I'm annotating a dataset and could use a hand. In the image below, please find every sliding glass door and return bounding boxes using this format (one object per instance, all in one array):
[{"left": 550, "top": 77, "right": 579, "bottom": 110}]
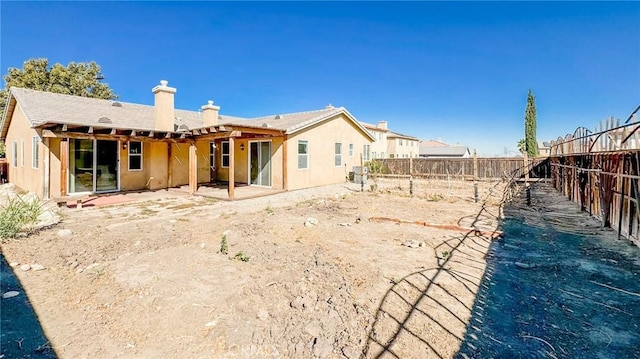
[
  {"left": 69, "top": 139, "right": 119, "bottom": 193},
  {"left": 249, "top": 141, "right": 271, "bottom": 187}
]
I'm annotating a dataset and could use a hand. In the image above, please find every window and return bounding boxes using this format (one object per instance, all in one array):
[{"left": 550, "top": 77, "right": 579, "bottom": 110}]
[
  {"left": 334, "top": 143, "right": 342, "bottom": 166},
  {"left": 349, "top": 143, "right": 354, "bottom": 157},
  {"left": 372, "top": 151, "right": 377, "bottom": 159},
  {"left": 32, "top": 136, "right": 40, "bottom": 169},
  {"left": 20, "top": 140, "right": 24, "bottom": 167},
  {"left": 399, "top": 139, "right": 403, "bottom": 146},
  {"left": 363, "top": 144, "right": 371, "bottom": 161},
  {"left": 381, "top": 152, "right": 385, "bottom": 158},
  {"left": 12, "top": 141, "right": 17, "bottom": 167},
  {"left": 128, "top": 141, "right": 143, "bottom": 171},
  {"left": 209, "top": 143, "right": 216, "bottom": 168},
  {"left": 221, "top": 141, "right": 230, "bottom": 168},
  {"left": 298, "top": 140, "right": 308, "bottom": 169}
]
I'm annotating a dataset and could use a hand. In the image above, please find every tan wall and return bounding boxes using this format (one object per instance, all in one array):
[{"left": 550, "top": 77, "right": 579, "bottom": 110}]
[
  {"left": 388, "top": 138, "right": 420, "bottom": 158},
  {"left": 5, "top": 104, "right": 44, "bottom": 197},
  {"left": 48, "top": 138, "right": 62, "bottom": 197},
  {"left": 196, "top": 140, "right": 210, "bottom": 183},
  {"left": 169, "top": 143, "right": 189, "bottom": 186},
  {"left": 147, "top": 142, "right": 169, "bottom": 190},
  {"left": 368, "top": 129, "right": 388, "bottom": 158},
  {"left": 286, "top": 114, "right": 372, "bottom": 190}
]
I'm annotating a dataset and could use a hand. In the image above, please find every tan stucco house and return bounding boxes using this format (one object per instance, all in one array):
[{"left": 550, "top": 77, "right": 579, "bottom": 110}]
[
  {"left": 360, "top": 121, "right": 420, "bottom": 159},
  {"left": 1, "top": 81, "right": 374, "bottom": 200}
]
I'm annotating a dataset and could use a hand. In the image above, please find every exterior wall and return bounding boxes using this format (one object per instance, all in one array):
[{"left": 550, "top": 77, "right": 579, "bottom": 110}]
[
  {"left": 367, "top": 128, "right": 388, "bottom": 159},
  {"left": 5, "top": 104, "right": 44, "bottom": 197},
  {"left": 169, "top": 143, "right": 190, "bottom": 186},
  {"left": 286, "top": 114, "right": 372, "bottom": 190},
  {"left": 196, "top": 140, "right": 210, "bottom": 183},
  {"left": 388, "top": 138, "right": 420, "bottom": 158},
  {"left": 147, "top": 142, "right": 169, "bottom": 190},
  {"left": 216, "top": 138, "right": 248, "bottom": 184}
]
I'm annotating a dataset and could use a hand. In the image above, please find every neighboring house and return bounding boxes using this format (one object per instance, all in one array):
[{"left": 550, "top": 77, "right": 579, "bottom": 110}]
[
  {"left": 1, "top": 81, "right": 374, "bottom": 199},
  {"left": 538, "top": 141, "right": 551, "bottom": 157},
  {"left": 360, "top": 121, "right": 389, "bottom": 159},
  {"left": 419, "top": 140, "right": 471, "bottom": 158},
  {"left": 386, "top": 132, "right": 420, "bottom": 158}
]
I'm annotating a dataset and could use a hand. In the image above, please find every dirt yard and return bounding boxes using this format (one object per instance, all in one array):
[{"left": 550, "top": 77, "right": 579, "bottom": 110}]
[{"left": 1, "top": 179, "right": 507, "bottom": 358}]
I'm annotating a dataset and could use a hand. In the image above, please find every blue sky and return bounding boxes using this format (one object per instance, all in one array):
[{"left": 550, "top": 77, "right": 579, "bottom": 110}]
[{"left": 1, "top": 1, "right": 638, "bottom": 156}]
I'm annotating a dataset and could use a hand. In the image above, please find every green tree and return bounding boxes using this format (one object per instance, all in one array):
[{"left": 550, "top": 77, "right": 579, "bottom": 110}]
[
  {"left": 517, "top": 139, "right": 526, "bottom": 154},
  {"left": 524, "top": 89, "right": 538, "bottom": 158},
  {"left": 0, "top": 58, "right": 117, "bottom": 117}
]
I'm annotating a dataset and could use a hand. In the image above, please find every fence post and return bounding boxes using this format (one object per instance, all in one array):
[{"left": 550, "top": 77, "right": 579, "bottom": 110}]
[
  {"left": 409, "top": 155, "right": 414, "bottom": 197},
  {"left": 524, "top": 151, "right": 531, "bottom": 205},
  {"left": 473, "top": 150, "right": 479, "bottom": 202}
]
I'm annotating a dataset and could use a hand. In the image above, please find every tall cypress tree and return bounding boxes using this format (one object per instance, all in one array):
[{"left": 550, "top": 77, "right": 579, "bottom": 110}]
[{"left": 524, "top": 90, "right": 538, "bottom": 157}]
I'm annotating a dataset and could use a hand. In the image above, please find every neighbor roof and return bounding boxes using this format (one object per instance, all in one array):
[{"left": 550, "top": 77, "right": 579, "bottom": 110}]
[
  {"left": 1, "top": 87, "right": 374, "bottom": 141},
  {"left": 419, "top": 146, "right": 470, "bottom": 157},
  {"left": 387, "top": 131, "right": 419, "bottom": 141}
]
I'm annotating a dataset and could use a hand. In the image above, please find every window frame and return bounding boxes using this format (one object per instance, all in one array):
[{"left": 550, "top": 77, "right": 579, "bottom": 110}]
[
  {"left": 297, "top": 140, "right": 309, "bottom": 169},
  {"left": 32, "top": 136, "right": 40, "bottom": 169},
  {"left": 128, "top": 141, "right": 143, "bottom": 171},
  {"left": 349, "top": 143, "right": 354, "bottom": 157},
  {"left": 334, "top": 142, "right": 342, "bottom": 167},
  {"left": 20, "top": 139, "right": 24, "bottom": 167},
  {"left": 221, "top": 141, "right": 230, "bottom": 168},
  {"left": 363, "top": 144, "right": 371, "bottom": 161},
  {"left": 12, "top": 141, "right": 17, "bottom": 168}
]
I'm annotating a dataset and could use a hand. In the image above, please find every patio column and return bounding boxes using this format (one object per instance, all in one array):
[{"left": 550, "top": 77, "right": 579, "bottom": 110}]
[
  {"left": 43, "top": 137, "right": 50, "bottom": 199},
  {"left": 60, "top": 138, "right": 68, "bottom": 196},
  {"left": 189, "top": 141, "right": 198, "bottom": 194},
  {"left": 282, "top": 137, "right": 288, "bottom": 190},
  {"left": 228, "top": 137, "right": 235, "bottom": 200}
]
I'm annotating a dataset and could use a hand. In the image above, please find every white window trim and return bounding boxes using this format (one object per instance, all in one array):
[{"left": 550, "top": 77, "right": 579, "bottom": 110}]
[
  {"left": 221, "top": 141, "right": 230, "bottom": 168},
  {"left": 32, "top": 136, "right": 39, "bottom": 169},
  {"left": 334, "top": 142, "right": 342, "bottom": 167},
  {"left": 297, "top": 139, "right": 309, "bottom": 170},
  {"left": 128, "top": 141, "right": 143, "bottom": 171},
  {"left": 209, "top": 142, "right": 216, "bottom": 169},
  {"left": 12, "top": 141, "right": 17, "bottom": 167}
]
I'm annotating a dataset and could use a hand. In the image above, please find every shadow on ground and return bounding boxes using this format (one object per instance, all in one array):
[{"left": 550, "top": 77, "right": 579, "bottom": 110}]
[
  {"left": 362, "top": 184, "right": 506, "bottom": 358},
  {"left": 455, "top": 183, "right": 640, "bottom": 358},
  {"left": 363, "top": 182, "right": 640, "bottom": 358},
  {"left": 0, "top": 251, "right": 57, "bottom": 358}
]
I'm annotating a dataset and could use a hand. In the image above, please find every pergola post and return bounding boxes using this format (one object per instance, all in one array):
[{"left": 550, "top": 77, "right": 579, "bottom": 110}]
[
  {"left": 228, "top": 137, "right": 235, "bottom": 200},
  {"left": 189, "top": 141, "right": 198, "bottom": 194},
  {"left": 60, "top": 139, "right": 68, "bottom": 196}
]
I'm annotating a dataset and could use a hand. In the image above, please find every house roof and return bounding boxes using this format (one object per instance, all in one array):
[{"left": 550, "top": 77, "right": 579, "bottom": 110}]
[
  {"left": 419, "top": 146, "right": 470, "bottom": 157},
  {"left": 359, "top": 121, "right": 389, "bottom": 132},
  {"left": 387, "top": 131, "right": 419, "bottom": 141},
  {"left": 1, "top": 87, "right": 374, "bottom": 141},
  {"left": 420, "top": 139, "right": 449, "bottom": 147}
]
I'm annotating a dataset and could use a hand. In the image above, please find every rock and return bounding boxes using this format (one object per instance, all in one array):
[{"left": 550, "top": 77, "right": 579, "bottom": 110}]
[
  {"left": 515, "top": 262, "right": 536, "bottom": 269},
  {"left": 169, "top": 219, "right": 177, "bottom": 224},
  {"left": 402, "top": 240, "right": 421, "bottom": 248},
  {"left": 290, "top": 296, "right": 304, "bottom": 309},
  {"left": 304, "top": 217, "right": 319, "bottom": 227},
  {"left": 31, "top": 264, "right": 46, "bottom": 271},
  {"left": 2, "top": 291, "right": 20, "bottom": 299},
  {"left": 9, "top": 262, "right": 19, "bottom": 267},
  {"left": 305, "top": 320, "right": 322, "bottom": 337},
  {"left": 313, "top": 337, "right": 332, "bottom": 358},
  {"left": 58, "top": 229, "right": 73, "bottom": 238},
  {"left": 257, "top": 309, "right": 269, "bottom": 321},
  {"left": 20, "top": 264, "right": 31, "bottom": 271}
]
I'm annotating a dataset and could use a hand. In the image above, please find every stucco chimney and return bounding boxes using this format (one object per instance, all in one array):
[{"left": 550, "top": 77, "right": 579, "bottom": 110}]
[
  {"left": 201, "top": 100, "right": 220, "bottom": 127},
  {"left": 152, "top": 80, "right": 177, "bottom": 132},
  {"left": 377, "top": 120, "right": 388, "bottom": 130}
]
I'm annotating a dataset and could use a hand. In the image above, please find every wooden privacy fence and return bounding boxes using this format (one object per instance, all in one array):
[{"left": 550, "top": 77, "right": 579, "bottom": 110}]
[
  {"left": 370, "top": 157, "right": 551, "bottom": 180},
  {"left": 549, "top": 105, "right": 640, "bottom": 247}
]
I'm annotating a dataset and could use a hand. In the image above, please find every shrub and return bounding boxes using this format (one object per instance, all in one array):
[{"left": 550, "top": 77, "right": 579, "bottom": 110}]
[
  {"left": 0, "top": 196, "right": 43, "bottom": 239},
  {"left": 220, "top": 234, "right": 229, "bottom": 255}
]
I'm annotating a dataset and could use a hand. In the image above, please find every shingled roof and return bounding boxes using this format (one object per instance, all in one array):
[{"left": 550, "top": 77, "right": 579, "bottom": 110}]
[{"left": 1, "top": 87, "right": 374, "bottom": 141}]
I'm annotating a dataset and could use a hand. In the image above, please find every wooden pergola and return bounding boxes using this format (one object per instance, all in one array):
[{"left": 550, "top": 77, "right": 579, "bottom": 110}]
[{"left": 39, "top": 123, "right": 284, "bottom": 200}]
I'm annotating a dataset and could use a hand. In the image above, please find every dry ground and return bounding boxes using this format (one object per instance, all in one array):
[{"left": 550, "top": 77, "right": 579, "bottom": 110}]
[{"left": 1, "top": 179, "right": 507, "bottom": 358}]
